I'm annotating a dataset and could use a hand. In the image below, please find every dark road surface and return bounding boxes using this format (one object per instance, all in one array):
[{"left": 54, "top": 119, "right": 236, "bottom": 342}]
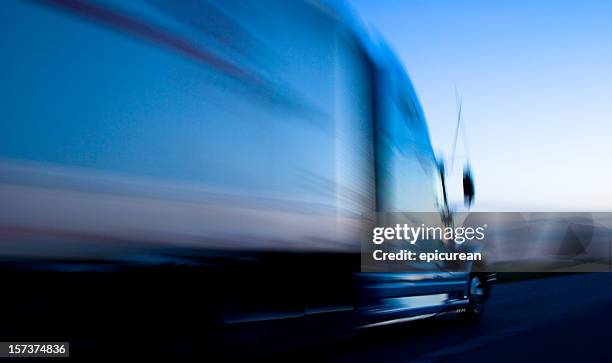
[{"left": 274, "top": 273, "right": 612, "bottom": 363}]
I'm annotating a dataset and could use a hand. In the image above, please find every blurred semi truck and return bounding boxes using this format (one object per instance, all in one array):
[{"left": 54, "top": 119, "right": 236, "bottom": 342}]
[{"left": 0, "top": 0, "right": 490, "bottom": 358}]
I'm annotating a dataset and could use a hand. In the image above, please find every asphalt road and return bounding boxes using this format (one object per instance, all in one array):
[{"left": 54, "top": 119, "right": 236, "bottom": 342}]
[{"left": 275, "top": 273, "right": 612, "bottom": 362}]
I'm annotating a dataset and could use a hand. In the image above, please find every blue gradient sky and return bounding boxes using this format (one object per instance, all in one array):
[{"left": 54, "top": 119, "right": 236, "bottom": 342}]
[{"left": 350, "top": 0, "right": 612, "bottom": 211}]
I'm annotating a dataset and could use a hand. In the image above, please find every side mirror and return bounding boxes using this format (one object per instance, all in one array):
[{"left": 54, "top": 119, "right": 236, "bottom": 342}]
[{"left": 463, "top": 167, "right": 475, "bottom": 207}]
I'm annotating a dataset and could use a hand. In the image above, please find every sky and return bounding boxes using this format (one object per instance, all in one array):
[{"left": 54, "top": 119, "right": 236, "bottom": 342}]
[{"left": 350, "top": 0, "right": 612, "bottom": 211}]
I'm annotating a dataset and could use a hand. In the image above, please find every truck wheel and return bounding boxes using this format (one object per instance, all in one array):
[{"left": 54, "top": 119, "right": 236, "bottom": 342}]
[{"left": 460, "top": 274, "right": 486, "bottom": 322}]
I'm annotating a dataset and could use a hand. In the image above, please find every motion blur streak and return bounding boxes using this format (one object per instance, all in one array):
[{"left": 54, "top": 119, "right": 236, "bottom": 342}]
[
  {"left": 1, "top": 0, "right": 381, "bottom": 258},
  {"left": 39, "top": 0, "right": 259, "bottom": 83}
]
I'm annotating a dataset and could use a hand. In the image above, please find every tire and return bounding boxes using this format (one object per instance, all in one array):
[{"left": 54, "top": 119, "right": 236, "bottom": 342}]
[{"left": 459, "top": 274, "right": 486, "bottom": 322}]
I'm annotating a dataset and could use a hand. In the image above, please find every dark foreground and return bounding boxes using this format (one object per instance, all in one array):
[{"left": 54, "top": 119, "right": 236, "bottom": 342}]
[
  {"left": 270, "top": 273, "right": 612, "bottom": 363},
  {"left": 2, "top": 270, "right": 611, "bottom": 361}
]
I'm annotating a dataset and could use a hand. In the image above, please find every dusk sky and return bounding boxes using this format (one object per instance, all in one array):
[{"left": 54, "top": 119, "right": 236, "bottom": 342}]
[{"left": 350, "top": 0, "right": 612, "bottom": 211}]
